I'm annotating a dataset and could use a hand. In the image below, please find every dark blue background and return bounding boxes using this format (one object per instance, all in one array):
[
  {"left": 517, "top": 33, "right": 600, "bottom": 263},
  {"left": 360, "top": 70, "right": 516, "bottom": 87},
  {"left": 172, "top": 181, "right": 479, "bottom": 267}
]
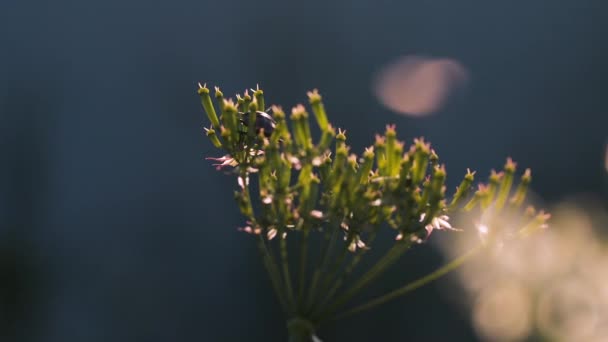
[{"left": 1, "top": 0, "right": 607, "bottom": 341}]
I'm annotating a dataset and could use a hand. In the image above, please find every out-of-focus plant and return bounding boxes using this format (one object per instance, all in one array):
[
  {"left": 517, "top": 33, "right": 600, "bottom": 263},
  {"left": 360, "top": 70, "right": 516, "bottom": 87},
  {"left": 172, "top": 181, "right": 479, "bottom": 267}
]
[
  {"left": 197, "top": 84, "right": 549, "bottom": 341},
  {"left": 443, "top": 197, "right": 607, "bottom": 341}
]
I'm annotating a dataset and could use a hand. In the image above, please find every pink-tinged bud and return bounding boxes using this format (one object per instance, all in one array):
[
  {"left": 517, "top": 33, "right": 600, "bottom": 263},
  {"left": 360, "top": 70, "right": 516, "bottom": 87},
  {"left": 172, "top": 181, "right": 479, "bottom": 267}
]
[
  {"left": 291, "top": 105, "right": 312, "bottom": 150},
  {"left": 496, "top": 158, "right": 517, "bottom": 210},
  {"left": 482, "top": 170, "right": 503, "bottom": 208},
  {"left": 518, "top": 210, "right": 550, "bottom": 237},
  {"left": 213, "top": 87, "right": 226, "bottom": 114},
  {"left": 411, "top": 137, "right": 431, "bottom": 184},
  {"left": 510, "top": 168, "right": 532, "bottom": 207}
]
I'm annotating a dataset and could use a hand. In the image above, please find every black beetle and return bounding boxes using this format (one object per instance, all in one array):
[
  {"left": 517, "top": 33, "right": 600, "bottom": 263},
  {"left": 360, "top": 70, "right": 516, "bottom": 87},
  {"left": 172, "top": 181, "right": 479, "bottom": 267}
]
[{"left": 238, "top": 111, "right": 276, "bottom": 137}]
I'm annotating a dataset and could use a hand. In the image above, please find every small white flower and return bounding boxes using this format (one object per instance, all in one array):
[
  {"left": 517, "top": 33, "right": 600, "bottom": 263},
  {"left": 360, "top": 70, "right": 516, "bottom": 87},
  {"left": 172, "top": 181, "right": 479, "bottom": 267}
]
[
  {"left": 310, "top": 210, "right": 324, "bottom": 219},
  {"left": 267, "top": 228, "right": 278, "bottom": 240},
  {"left": 346, "top": 235, "right": 368, "bottom": 252},
  {"left": 238, "top": 226, "right": 261, "bottom": 235},
  {"left": 206, "top": 149, "right": 264, "bottom": 171},
  {"left": 370, "top": 199, "right": 382, "bottom": 207},
  {"left": 237, "top": 176, "right": 249, "bottom": 189},
  {"left": 206, "top": 155, "right": 239, "bottom": 170},
  {"left": 410, "top": 236, "right": 423, "bottom": 244},
  {"left": 420, "top": 213, "right": 460, "bottom": 239},
  {"left": 340, "top": 222, "right": 349, "bottom": 231},
  {"left": 287, "top": 154, "right": 302, "bottom": 169}
]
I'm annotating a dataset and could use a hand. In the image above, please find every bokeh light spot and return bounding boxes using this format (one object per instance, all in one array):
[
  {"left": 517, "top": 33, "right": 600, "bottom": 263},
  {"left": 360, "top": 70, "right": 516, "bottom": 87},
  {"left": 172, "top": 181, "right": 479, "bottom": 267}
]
[
  {"left": 472, "top": 281, "right": 533, "bottom": 341},
  {"left": 373, "top": 55, "right": 469, "bottom": 116}
]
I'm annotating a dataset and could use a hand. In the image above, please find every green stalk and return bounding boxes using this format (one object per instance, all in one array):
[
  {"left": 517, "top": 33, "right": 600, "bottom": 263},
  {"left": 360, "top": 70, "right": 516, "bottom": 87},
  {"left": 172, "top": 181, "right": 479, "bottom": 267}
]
[
  {"left": 287, "top": 318, "right": 315, "bottom": 342},
  {"left": 311, "top": 229, "right": 380, "bottom": 318},
  {"left": 306, "top": 222, "right": 339, "bottom": 312},
  {"left": 280, "top": 236, "right": 296, "bottom": 312},
  {"left": 239, "top": 165, "right": 288, "bottom": 314},
  {"left": 257, "top": 235, "right": 288, "bottom": 314},
  {"left": 331, "top": 245, "right": 482, "bottom": 320},
  {"left": 297, "top": 229, "right": 310, "bottom": 311},
  {"left": 315, "top": 241, "right": 411, "bottom": 322}
]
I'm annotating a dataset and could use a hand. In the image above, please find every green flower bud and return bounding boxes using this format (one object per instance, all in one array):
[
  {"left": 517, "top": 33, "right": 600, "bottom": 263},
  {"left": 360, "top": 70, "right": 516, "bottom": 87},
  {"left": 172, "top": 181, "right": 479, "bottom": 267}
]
[
  {"left": 430, "top": 165, "right": 447, "bottom": 196},
  {"left": 198, "top": 83, "right": 221, "bottom": 130},
  {"left": 269, "top": 106, "right": 288, "bottom": 145},
  {"left": 482, "top": 170, "right": 503, "bottom": 208},
  {"left": 398, "top": 153, "right": 413, "bottom": 188},
  {"left": 345, "top": 154, "right": 360, "bottom": 193},
  {"left": 510, "top": 168, "right": 532, "bottom": 207},
  {"left": 358, "top": 147, "right": 375, "bottom": 185},
  {"left": 278, "top": 158, "right": 292, "bottom": 193},
  {"left": 385, "top": 125, "right": 399, "bottom": 177},
  {"left": 464, "top": 184, "right": 487, "bottom": 211},
  {"left": 214, "top": 86, "right": 225, "bottom": 112},
  {"left": 429, "top": 149, "right": 439, "bottom": 168},
  {"left": 204, "top": 127, "right": 222, "bottom": 148},
  {"left": 336, "top": 128, "right": 347, "bottom": 149},
  {"left": 412, "top": 138, "right": 431, "bottom": 184},
  {"left": 253, "top": 85, "right": 265, "bottom": 112},
  {"left": 297, "top": 164, "right": 313, "bottom": 212},
  {"left": 236, "top": 94, "right": 246, "bottom": 113},
  {"left": 374, "top": 135, "right": 387, "bottom": 176},
  {"left": 518, "top": 210, "right": 550, "bottom": 237},
  {"left": 243, "top": 90, "right": 252, "bottom": 111},
  {"left": 495, "top": 158, "right": 517, "bottom": 210},
  {"left": 302, "top": 175, "right": 320, "bottom": 221},
  {"left": 449, "top": 169, "right": 475, "bottom": 210},
  {"left": 221, "top": 99, "right": 240, "bottom": 144},
  {"left": 330, "top": 145, "right": 349, "bottom": 196},
  {"left": 419, "top": 176, "right": 433, "bottom": 211},
  {"left": 423, "top": 165, "right": 447, "bottom": 222},
  {"left": 319, "top": 153, "right": 333, "bottom": 185},
  {"left": 307, "top": 89, "right": 329, "bottom": 131},
  {"left": 291, "top": 105, "right": 312, "bottom": 151},
  {"left": 248, "top": 101, "right": 259, "bottom": 139}
]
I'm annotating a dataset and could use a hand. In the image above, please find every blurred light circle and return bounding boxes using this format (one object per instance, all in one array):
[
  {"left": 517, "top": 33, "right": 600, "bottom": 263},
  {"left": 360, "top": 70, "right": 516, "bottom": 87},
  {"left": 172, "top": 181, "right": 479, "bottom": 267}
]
[
  {"left": 537, "top": 278, "right": 599, "bottom": 341},
  {"left": 472, "top": 281, "right": 533, "bottom": 341},
  {"left": 373, "top": 55, "right": 469, "bottom": 116}
]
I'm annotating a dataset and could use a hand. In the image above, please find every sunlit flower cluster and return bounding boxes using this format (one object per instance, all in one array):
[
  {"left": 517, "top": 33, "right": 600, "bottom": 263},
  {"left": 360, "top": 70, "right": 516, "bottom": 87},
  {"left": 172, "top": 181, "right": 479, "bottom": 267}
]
[{"left": 197, "top": 84, "right": 548, "bottom": 340}]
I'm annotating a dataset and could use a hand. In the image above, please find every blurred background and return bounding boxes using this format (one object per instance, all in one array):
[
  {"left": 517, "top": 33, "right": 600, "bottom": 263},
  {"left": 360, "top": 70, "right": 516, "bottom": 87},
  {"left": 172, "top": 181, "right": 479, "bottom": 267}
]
[{"left": 1, "top": 0, "right": 607, "bottom": 341}]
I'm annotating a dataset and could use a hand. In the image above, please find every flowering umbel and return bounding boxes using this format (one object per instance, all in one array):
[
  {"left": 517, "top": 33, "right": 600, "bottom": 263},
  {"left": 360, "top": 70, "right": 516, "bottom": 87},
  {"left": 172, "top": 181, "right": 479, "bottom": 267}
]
[{"left": 197, "top": 83, "right": 549, "bottom": 341}]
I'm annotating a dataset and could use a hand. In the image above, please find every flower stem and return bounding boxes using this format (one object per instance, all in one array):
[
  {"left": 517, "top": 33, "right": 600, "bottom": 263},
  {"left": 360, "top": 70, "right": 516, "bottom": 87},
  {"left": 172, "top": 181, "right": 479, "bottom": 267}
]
[
  {"left": 280, "top": 236, "right": 296, "bottom": 311},
  {"left": 257, "top": 235, "right": 289, "bottom": 313},
  {"left": 315, "top": 241, "right": 412, "bottom": 322},
  {"left": 332, "top": 244, "right": 482, "bottom": 320},
  {"left": 306, "top": 222, "right": 339, "bottom": 313},
  {"left": 297, "top": 229, "right": 310, "bottom": 311},
  {"left": 311, "top": 230, "right": 380, "bottom": 318},
  {"left": 287, "top": 317, "right": 315, "bottom": 342}
]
